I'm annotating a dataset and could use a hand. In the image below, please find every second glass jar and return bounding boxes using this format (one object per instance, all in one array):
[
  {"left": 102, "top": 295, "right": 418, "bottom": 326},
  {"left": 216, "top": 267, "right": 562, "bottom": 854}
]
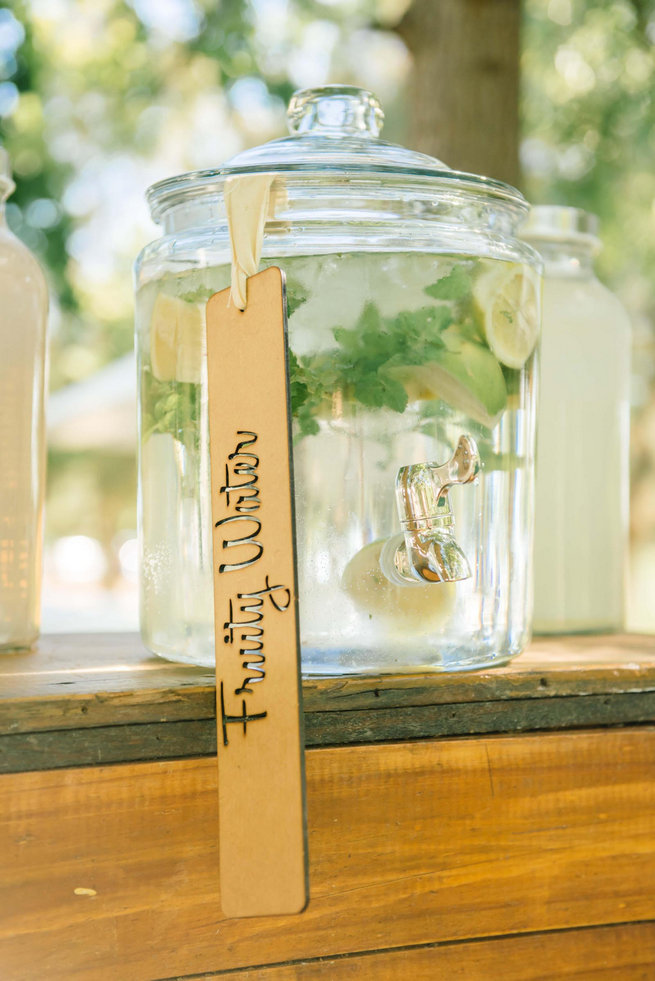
[{"left": 522, "top": 206, "right": 631, "bottom": 633}]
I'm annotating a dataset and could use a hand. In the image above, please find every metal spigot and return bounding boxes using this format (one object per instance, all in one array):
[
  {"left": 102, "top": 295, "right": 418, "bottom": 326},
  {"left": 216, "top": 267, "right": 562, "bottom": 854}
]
[{"left": 380, "top": 435, "right": 480, "bottom": 586}]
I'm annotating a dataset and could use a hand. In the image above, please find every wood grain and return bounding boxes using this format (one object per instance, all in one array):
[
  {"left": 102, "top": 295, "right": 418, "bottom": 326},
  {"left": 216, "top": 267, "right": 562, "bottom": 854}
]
[
  {"left": 2, "top": 728, "right": 655, "bottom": 980},
  {"left": 4, "top": 690, "right": 655, "bottom": 774},
  {"left": 3, "top": 633, "right": 655, "bottom": 771},
  {"left": 2, "top": 632, "right": 655, "bottom": 732},
  {"left": 0, "top": 633, "right": 215, "bottom": 736},
  {"left": 176, "top": 922, "right": 655, "bottom": 979}
]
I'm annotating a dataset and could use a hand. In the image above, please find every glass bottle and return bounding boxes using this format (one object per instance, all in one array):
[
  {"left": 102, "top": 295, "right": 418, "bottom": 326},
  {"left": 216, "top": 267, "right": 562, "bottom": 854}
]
[
  {"left": 522, "top": 206, "right": 630, "bottom": 633},
  {"left": 0, "top": 147, "right": 49, "bottom": 649},
  {"left": 135, "top": 86, "right": 542, "bottom": 674}
]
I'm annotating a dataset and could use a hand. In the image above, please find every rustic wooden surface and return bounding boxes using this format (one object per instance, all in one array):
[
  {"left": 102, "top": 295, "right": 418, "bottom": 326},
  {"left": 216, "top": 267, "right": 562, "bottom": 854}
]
[
  {"left": 177, "top": 922, "right": 655, "bottom": 980},
  {"left": 2, "top": 728, "right": 655, "bottom": 980},
  {"left": 2, "top": 633, "right": 655, "bottom": 772}
]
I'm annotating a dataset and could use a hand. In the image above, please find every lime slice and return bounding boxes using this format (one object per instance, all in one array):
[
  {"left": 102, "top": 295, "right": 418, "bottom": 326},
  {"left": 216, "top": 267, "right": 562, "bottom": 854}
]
[
  {"left": 149, "top": 293, "right": 205, "bottom": 384},
  {"left": 473, "top": 263, "right": 540, "bottom": 369},
  {"left": 342, "top": 539, "right": 456, "bottom": 630},
  {"left": 389, "top": 326, "right": 507, "bottom": 428}
]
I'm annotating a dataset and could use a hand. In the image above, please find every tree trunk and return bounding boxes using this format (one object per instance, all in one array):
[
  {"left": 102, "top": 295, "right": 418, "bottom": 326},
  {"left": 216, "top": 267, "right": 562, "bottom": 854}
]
[{"left": 398, "top": 0, "right": 520, "bottom": 187}]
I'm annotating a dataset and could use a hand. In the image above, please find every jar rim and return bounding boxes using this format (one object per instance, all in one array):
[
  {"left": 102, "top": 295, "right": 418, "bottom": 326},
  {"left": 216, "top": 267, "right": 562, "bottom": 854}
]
[{"left": 146, "top": 165, "right": 528, "bottom": 226}]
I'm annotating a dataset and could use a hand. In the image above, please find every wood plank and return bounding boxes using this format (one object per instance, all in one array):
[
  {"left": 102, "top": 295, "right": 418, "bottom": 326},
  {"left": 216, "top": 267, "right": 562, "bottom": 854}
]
[
  {"left": 2, "top": 633, "right": 655, "bottom": 738},
  {"left": 0, "top": 719, "right": 217, "bottom": 773},
  {"left": 303, "top": 691, "right": 655, "bottom": 746},
  {"left": 176, "top": 922, "right": 655, "bottom": 979},
  {"left": 3, "top": 690, "right": 655, "bottom": 774},
  {"left": 3, "top": 633, "right": 655, "bottom": 771},
  {"left": 2, "top": 729, "right": 655, "bottom": 980},
  {"left": 0, "top": 633, "right": 215, "bottom": 736},
  {"left": 307, "top": 633, "right": 655, "bottom": 711}
]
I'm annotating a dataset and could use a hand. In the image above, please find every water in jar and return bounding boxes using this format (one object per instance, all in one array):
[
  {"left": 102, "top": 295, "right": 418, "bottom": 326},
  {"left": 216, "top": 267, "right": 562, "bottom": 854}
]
[
  {"left": 533, "top": 270, "right": 630, "bottom": 633},
  {"left": 136, "top": 251, "right": 538, "bottom": 674},
  {"left": 0, "top": 214, "right": 48, "bottom": 650}
]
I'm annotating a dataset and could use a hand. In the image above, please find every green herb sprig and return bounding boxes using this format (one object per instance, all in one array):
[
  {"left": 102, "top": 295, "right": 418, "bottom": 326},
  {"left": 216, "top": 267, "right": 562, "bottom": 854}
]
[{"left": 142, "top": 260, "right": 516, "bottom": 444}]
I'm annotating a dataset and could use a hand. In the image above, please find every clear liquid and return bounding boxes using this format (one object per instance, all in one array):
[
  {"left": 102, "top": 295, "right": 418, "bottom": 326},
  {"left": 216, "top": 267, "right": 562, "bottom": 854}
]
[
  {"left": 533, "top": 271, "right": 630, "bottom": 633},
  {"left": 136, "top": 252, "right": 537, "bottom": 673},
  {"left": 0, "top": 223, "right": 48, "bottom": 650}
]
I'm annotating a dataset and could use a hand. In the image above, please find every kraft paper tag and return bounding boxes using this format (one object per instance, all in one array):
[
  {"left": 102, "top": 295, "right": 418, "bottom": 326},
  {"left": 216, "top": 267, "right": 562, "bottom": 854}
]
[{"left": 206, "top": 266, "right": 309, "bottom": 919}]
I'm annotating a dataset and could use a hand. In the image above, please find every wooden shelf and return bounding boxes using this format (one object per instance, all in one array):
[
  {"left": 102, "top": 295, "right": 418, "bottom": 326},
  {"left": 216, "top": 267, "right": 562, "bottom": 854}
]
[
  {"left": 1, "top": 632, "right": 655, "bottom": 773},
  {"left": 2, "top": 633, "right": 655, "bottom": 979}
]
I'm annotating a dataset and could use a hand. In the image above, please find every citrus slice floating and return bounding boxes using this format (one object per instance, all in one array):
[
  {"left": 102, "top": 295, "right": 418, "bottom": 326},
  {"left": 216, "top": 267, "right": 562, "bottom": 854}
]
[
  {"left": 342, "top": 539, "right": 456, "bottom": 630},
  {"left": 149, "top": 293, "right": 205, "bottom": 384},
  {"left": 389, "top": 325, "right": 508, "bottom": 428},
  {"left": 473, "top": 263, "right": 540, "bottom": 369}
]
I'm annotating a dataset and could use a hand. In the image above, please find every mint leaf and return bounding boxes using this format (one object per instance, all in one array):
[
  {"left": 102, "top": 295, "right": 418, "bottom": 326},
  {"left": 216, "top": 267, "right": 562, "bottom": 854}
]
[
  {"left": 141, "top": 368, "right": 201, "bottom": 448},
  {"left": 179, "top": 285, "right": 216, "bottom": 304},
  {"left": 379, "top": 373, "right": 410, "bottom": 413},
  {"left": 333, "top": 325, "right": 363, "bottom": 358},
  {"left": 295, "top": 405, "right": 320, "bottom": 438},
  {"left": 502, "top": 363, "right": 522, "bottom": 397},
  {"left": 425, "top": 266, "right": 473, "bottom": 301},
  {"left": 357, "top": 302, "right": 383, "bottom": 333},
  {"left": 144, "top": 260, "right": 506, "bottom": 447},
  {"left": 354, "top": 372, "right": 408, "bottom": 413},
  {"left": 286, "top": 277, "right": 309, "bottom": 317}
]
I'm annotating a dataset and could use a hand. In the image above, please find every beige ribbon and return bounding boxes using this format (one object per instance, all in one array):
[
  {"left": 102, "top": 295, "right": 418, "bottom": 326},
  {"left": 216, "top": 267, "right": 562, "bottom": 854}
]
[{"left": 224, "top": 174, "right": 276, "bottom": 310}]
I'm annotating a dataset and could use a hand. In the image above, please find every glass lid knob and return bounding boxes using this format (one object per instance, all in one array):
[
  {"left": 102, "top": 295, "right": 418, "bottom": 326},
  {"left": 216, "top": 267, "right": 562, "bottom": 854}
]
[{"left": 287, "top": 85, "right": 384, "bottom": 139}]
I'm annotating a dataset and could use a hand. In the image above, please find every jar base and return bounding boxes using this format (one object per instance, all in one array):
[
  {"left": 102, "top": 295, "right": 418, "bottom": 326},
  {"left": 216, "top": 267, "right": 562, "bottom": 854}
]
[
  {"left": 0, "top": 634, "right": 39, "bottom": 652},
  {"left": 146, "top": 641, "right": 518, "bottom": 676},
  {"left": 302, "top": 647, "right": 516, "bottom": 676}
]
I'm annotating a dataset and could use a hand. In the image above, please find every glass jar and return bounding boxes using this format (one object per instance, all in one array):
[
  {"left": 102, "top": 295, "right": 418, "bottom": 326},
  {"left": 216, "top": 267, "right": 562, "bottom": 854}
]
[
  {"left": 0, "top": 147, "right": 49, "bottom": 649},
  {"left": 522, "top": 206, "right": 630, "bottom": 633},
  {"left": 135, "top": 86, "right": 541, "bottom": 674}
]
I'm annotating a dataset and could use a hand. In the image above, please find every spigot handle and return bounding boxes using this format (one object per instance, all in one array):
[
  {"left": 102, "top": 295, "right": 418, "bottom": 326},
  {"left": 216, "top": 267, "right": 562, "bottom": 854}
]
[
  {"left": 385, "top": 435, "right": 481, "bottom": 585},
  {"left": 396, "top": 435, "right": 481, "bottom": 527},
  {"left": 430, "top": 435, "right": 480, "bottom": 501}
]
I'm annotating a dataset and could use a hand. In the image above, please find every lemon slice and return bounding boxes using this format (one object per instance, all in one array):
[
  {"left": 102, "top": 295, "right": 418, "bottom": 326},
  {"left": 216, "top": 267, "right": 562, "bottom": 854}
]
[
  {"left": 474, "top": 263, "right": 540, "bottom": 369},
  {"left": 342, "top": 539, "right": 456, "bottom": 630},
  {"left": 389, "top": 326, "right": 507, "bottom": 428},
  {"left": 149, "top": 293, "right": 205, "bottom": 384}
]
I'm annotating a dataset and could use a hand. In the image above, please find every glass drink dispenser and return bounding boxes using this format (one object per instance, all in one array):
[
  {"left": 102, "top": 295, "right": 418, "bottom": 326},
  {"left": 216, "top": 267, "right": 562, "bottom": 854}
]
[{"left": 135, "top": 86, "right": 541, "bottom": 674}]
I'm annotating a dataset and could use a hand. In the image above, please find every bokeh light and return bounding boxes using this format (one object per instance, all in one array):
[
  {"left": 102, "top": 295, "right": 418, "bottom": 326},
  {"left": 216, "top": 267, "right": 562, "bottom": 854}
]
[{"left": 1, "top": 0, "right": 654, "bottom": 632}]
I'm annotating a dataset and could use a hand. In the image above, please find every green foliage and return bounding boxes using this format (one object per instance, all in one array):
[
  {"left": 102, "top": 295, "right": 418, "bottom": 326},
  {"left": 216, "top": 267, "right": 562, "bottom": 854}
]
[
  {"left": 0, "top": 0, "right": 408, "bottom": 395},
  {"left": 274, "top": 270, "right": 491, "bottom": 436},
  {"left": 522, "top": 0, "right": 655, "bottom": 296},
  {"left": 424, "top": 265, "right": 473, "bottom": 301},
  {"left": 0, "top": 0, "right": 285, "bottom": 391},
  {"left": 178, "top": 285, "right": 216, "bottom": 304},
  {"left": 5, "top": 0, "right": 652, "bottom": 393},
  {"left": 4, "top": 0, "right": 654, "bottom": 548},
  {"left": 46, "top": 448, "right": 137, "bottom": 540},
  {"left": 1, "top": 2, "right": 75, "bottom": 309},
  {"left": 285, "top": 277, "right": 309, "bottom": 317},
  {"left": 141, "top": 367, "right": 201, "bottom": 446},
  {"left": 141, "top": 267, "right": 493, "bottom": 444}
]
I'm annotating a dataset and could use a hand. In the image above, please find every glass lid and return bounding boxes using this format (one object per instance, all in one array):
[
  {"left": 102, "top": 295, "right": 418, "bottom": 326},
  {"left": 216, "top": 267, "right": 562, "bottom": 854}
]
[
  {"left": 147, "top": 85, "right": 528, "bottom": 224},
  {"left": 219, "top": 85, "right": 449, "bottom": 173}
]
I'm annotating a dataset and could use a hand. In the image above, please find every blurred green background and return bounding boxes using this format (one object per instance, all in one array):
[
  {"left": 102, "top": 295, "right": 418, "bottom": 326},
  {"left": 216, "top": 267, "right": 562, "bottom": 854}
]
[{"left": 1, "top": 0, "right": 655, "bottom": 629}]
